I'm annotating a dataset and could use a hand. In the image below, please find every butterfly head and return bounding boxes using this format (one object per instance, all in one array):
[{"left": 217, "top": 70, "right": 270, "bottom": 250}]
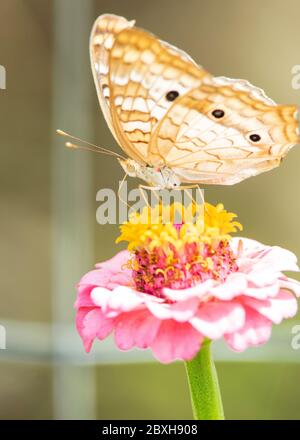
[
  {"left": 118, "top": 159, "right": 181, "bottom": 189},
  {"left": 118, "top": 158, "right": 140, "bottom": 178}
]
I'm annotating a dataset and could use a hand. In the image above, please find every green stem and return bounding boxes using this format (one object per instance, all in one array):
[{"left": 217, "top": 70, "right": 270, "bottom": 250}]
[{"left": 185, "top": 341, "right": 225, "bottom": 420}]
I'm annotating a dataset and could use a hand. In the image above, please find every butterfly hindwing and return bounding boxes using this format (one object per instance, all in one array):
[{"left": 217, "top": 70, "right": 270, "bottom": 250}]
[{"left": 149, "top": 78, "right": 299, "bottom": 184}]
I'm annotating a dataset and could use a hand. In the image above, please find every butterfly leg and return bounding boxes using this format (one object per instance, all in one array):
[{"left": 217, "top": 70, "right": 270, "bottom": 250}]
[
  {"left": 174, "top": 184, "right": 205, "bottom": 206},
  {"left": 117, "top": 173, "right": 131, "bottom": 209},
  {"left": 138, "top": 184, "right": 204, "bottom": 207},
  {"left": 138, "top": 184, "right": 161, "bottom": 208}
]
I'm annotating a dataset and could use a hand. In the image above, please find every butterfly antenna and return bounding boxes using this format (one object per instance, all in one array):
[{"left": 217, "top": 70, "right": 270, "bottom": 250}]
[
  {"left": 64, "top": 141, "right": 120, "bottom": 158},
  {"left": 56, "top": 129, "right": 126, "bottom": 160}
]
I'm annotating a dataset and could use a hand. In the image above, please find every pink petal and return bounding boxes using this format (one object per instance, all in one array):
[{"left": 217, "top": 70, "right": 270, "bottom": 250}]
[
  {"left": 151, "top": 321, "right": 203, "bottom": 363},
  {"left": 163, "top": 279, "right": 215, "bottom": 301},
  {"left": 244, "top": 267, "right": 280, "bottom": 287},
  {"left": 105, "top": 272, "right": 133, "bottom": 289},
  {"left": 75, "top": 251, "right": 132, "bottom": 308},
  {"left": 75, "top": 284, "right": 97, "bottom": 308},
  {"left": 114, "top": 309, "right": 161, "bottom": 350},
  {"left": 279, "top": 277, "right": 300, "bottom": 297},
  {"left": 225, "top": 307, "right": 272, "bottom": 351},
  {"left": 232, "top": 237, "right": 299, "bottom": 273},
  {"left": 146, "top": 297, "right": 199, "bottom": 322},
  {"left": 78, "top": 268, "right": 113, "bottom": 289},
  {"left": 243, "top": 281, "right": 280, "bottom": 299},
  {"left": 95, "top": 250, "right": 131, "bottom": 271},
  {"left": 231, "top": 237, "right": 267, "bottom": 257},
  {"left": 91, "top": 286, "right": 145, "bottom": 315},
  {"left": 190, "top": 301, "right": 245, "bottom": 339},
  {"left": 212, "top": 273, "right": 248, "bottom": 300},
  {"left": 259, "top": 246, "right": 299, "bottom": 272},
  {"left": 241, "top": 290, "right": 298, "bottom": 324},
  {"left": 76, "top": 307, "right": 114, "bottom": 352},
  {"left": 75, "top": 269, "right": 114, "bottom": 309},
  {"left": 79, "top": 251, "right": 132, "bottom": 290}
]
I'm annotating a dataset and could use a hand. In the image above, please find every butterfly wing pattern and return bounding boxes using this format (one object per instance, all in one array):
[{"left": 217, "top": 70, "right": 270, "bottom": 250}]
[
  {"left": 90, "top": 14, "right": 299, "bottom": 185},
  {"left": 90, "top": 14, "right": 210, "bottom": 164},
  {"left": 150, "top": 77, "right": 299, "bottom": 184}
]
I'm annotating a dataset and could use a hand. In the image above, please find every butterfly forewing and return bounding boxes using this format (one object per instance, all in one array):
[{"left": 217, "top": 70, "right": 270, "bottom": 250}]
[
  {"left": 90, "top": 14, "right": 211, "bottom": 164},
  {"left": 108, "top": 26, "right": 211, "bottom": 164},
  {"left": 90, "top": 14, "right": 135, "bottom": 146}
]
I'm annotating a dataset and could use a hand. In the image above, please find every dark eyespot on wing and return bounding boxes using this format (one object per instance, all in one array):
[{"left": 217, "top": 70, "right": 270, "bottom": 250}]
[
  {"left": 212, "top": 109, "right": 225, "bottom": 118},
  {"left": 166, "top": 90, "right": 179, "bottom": 101},
  {"left": 249, "top": 134, "right": 261, "bottom": 142}
]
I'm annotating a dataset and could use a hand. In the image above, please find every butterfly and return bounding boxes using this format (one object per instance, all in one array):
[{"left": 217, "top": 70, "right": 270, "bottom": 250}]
[{"left": 88, "top": 13, "right": 299, "bottom": 188}]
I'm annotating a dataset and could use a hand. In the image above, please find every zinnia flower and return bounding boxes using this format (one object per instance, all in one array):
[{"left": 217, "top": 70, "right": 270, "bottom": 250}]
[{"left": 75, "top": 203, "right": 300, "bottom": 363}]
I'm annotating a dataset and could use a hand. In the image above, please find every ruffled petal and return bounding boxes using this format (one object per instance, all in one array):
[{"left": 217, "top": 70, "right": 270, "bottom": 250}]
[
  {"left": 114, "top": 309, "right": 161, "bottom": 350},
  {"left": 78, "top": 269, "right": 112, "bottom": 289},
  {"left": 258, "top": 246, "right": 299, "bottom": 273},
  {"left": 232, "top": 237, "right": 299, "bottom": 273},
  {"left": 240, "top": 290, "right": 298, "bottom": 324},
  {"left": 243, "top": 281, "right": 280, "bottom": 299},
  {"left": 75, "top": 251, "right": 132, "bottom": 309},
  {"left": 211, "top": 273, "right": 247, "bottom": 300},
  {"left": 75, "top": 284, "right": 97, "bottom": 308},
  {"left": 163, "top": 279, "right": 215, "bottom": 301},
  {"left": 151, "top": 320, "right": 203, "bottom": 363},
  {"left": 145, "top": 297, "right": 199, "bottom": 322},
  {"left": 95, "top": 250, "right": 131, "bottom": 272},
  {"left": 91, "top": 286, "right": 145, "bottom": 316},
  {"left": 225, "top": 307, "right": 272, "bottom": 351},
  {"left": 76, "top": 307, "right": 114, "bottom": 352},
  {"left": 75, "top": 269, "right": 114, "bottom": 308},
  {"left": 279, "top": 277, "right": 300, "bottom": 297},
  {"left": 190, "top": 301, "right": 245, "bottom": 339}
]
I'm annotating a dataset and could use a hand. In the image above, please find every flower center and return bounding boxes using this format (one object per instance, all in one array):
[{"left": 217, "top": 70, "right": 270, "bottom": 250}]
[
  {"left": 118, "top": 202, "right": 242, "bottom": 297},
  {"left": 130, "top": 238, "right": 238, "bottom": 297}
]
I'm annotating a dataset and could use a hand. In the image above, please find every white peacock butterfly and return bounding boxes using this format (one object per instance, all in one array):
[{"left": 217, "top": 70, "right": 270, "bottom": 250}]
[{"left": 59, "top": 14, "right": 300, "bottom": 189}]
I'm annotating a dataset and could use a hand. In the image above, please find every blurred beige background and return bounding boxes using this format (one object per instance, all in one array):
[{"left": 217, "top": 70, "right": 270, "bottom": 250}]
[{"left": 0, "top": 0, "right": 300, "bottom": 419}]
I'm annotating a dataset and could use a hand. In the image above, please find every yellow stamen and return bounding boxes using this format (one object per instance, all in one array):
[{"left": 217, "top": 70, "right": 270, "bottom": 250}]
[{"left": 116, "top": 202, "right": 242, "bottom": 252}]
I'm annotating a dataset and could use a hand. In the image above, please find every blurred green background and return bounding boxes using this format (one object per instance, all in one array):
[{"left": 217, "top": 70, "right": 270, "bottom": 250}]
[{"left": 0, "top": 0, "right": 300, "bottom": 419}]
